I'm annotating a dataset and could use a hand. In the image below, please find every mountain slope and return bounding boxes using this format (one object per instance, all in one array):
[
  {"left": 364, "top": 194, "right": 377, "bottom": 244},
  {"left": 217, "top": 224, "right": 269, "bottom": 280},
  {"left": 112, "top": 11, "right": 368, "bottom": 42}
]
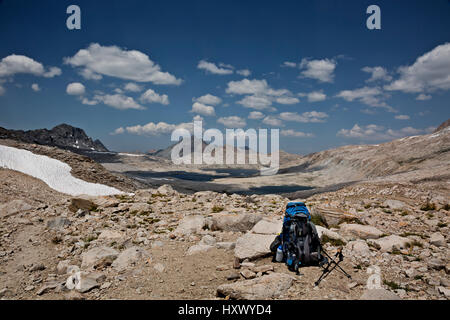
[{"left": 0, "top": 123, "right": 108, "bottom": 152}]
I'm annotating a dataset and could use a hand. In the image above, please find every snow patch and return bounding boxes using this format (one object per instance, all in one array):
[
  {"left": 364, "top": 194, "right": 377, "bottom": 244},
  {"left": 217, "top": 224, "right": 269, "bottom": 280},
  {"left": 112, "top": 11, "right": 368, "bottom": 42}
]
[{"left": 0, "top": 145, "right": 123, "bottom": 196}]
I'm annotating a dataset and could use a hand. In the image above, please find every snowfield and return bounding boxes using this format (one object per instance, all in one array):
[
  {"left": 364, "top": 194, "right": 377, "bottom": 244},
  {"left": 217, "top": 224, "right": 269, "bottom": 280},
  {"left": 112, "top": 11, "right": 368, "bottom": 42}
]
[{"left": 0, "top": 145, "right": 123, "bottom": 196}]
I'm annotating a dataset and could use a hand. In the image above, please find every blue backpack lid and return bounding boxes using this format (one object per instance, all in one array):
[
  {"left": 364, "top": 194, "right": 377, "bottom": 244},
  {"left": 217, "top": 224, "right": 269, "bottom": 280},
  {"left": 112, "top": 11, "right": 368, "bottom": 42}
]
[{"left": 285, "top": 202, "right": 311, "bottom": 220}]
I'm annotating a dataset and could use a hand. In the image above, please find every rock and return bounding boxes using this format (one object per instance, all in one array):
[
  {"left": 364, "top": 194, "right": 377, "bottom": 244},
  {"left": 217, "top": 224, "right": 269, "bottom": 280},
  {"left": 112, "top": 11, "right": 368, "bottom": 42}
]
[
  {"left": 217, "top": 273, "right": 294, "bottom": 300},
  {"left": 316, "top": 226, "right": 347, "bottom": 244},
  {"left": 37, "top": 281, "right": 61, "bottom": 296},
  {"left": 69, "top": 198, "right": 96, "bottom": 213},
  {"left": 174, "top": 215, "right": 206, "bottom": 236},
  {"left": 186, "top": 244, "right": 214, "bottom": 256},
  {"left": 129, "top": 202, "right": 151, "bottom": 213},
  {"left": 156, "top": 184, "right": 177, "bottom": 196},
  {"left": 216, "top": 265, "right": 230, "bottom": 271},
  {"left": 81, "top": 246, "right": 119, "bottom": 269},
  {"left": 111, "top": 246, "right": 149, "bottom": 271},
  {"left": 360, "top": 289, "right": 401, "bottom": 300},
  {"left": 429, "top": 232, "right": 446, "bottom": 247},
  {"left": 253, "top": 265, "right": 274, "bottom": 274},
  {"left": 383, "top": 200, "right": 406, "bottom": 210},
  {"left": 210, "top": 213, "right": 263, "bottom": 232},
  {"left": 200, "top": 235, "right": 216, "bottom": 246},
  {"left": 241, "top": 262, "right": 255, "bottom": 268},
  {"left": 226, "top": 272, "right": 240, "bottom": 281},
  {"left": 240, "top": 269, "right": 256, "bottom": 279},
  {"left": 66, "top": 271, "right": 103, "bottom": 293},
  {"left": 251, "top": 219, "right": 282, "bottom": 235},
  {"left": 344, "top": 240, "right": 371, "bottom": 257},
  {"left": 428, "top": 258, "right": 445, "bottom": 270},
  {"left": 29, "top": 263, "right": 46, "bottom": 272},
  {"left": 56, "top": 260, "right": 70, "bottom": 275},
  {"left": 438, "top": 286, "right": 450, "bottom": 298},
  {"left": 216, "top": 242, "right": 235, "bottom": 250},
  {"left": 64, "top": 291, "right": 84, "bottom": 300},
  {"left": 369, "top": 235, "right": 410, "bottom": 253},
  {"left": 339, "top": 224, "right": 383, "bottom": 240},
  {"left": 47, "top": 217, "right": 71, "bottom": 230},
  {"left": 404, "top": 268, "right": 416, "bottom": 278},
  {"left": 234, "top": 233, "right": 275, "bottom": 261},
  {"left": 98, "top": 230, "right": 124, "bottom": 240},
  {"left": 153, "top": 263, "right": 165, "bottom": 273},
  {"left": 0, "top": 288, "right": 13, "bottom": 298},
  {"left": 0, "top": 200, "right": 33, "bottom": 217}
]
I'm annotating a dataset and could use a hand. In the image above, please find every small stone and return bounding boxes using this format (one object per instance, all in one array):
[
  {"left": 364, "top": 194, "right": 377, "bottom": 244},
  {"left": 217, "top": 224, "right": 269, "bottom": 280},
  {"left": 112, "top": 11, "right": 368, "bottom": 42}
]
[
  {"left": 227, "top": 272, "right": 240, "bottom": 281},
  {"left": 29, "top": 263, "right": 46, "bottom": 272},
  {"left": 153, "top": 263, "right": 165, "bottom": 273},
  {"left": 216, "top": 265, "right": 230, "bottom": 271},
  {"left": 429, "top": 232, "right": 446, "bottom": 247},
  {"left": 240, "top": 269, "right": 256, "bottom": 279}
]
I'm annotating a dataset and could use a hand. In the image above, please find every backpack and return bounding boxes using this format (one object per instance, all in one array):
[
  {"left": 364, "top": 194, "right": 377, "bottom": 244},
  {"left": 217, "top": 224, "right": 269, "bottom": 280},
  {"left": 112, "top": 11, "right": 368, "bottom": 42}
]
[{"left": 270, "top": 202, "right": 326, "bottom": 273}]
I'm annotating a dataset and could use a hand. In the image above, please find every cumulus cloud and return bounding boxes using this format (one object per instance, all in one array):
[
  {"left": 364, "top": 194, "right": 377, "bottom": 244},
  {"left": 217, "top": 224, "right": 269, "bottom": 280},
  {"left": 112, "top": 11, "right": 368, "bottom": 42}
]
[
  {"left": 282, "top": 61, "right": 297, "bottom": 68},
  {"left": 31, "top": 83, "right": 40, "bottom": 92},
  {"left": 217, "top": 116, "right": 246, "bottom": 128},
  {"left": 64, "top": 43, "right": 182, "bottom": 85},
  {"left": 93, "top": 94, "right": 144, "bottom": 110},
  {"left": 0, "top": 54, "right": 61, "bottom": 78},
  {"left": 139, "top": 89, "right": 169, "bottom": 105},
  {"left": 248, "top": 111, "right": 265, "bottom": 120},
  {"left": 299, "top": 58, "right": 336, "bottom": 83},
  {"left": 299, "top": 90, "right": 326, "bottom": 102},
  {"left": 197, "top": 60, "right": 233, "bottom": 75},
  {"left": 362, "top": 66, "right": 392, "bottom": 82},
  {"left": 193, "top": 94, "right": 222, "bottom": 106},
  {"left": 395, "top": 114, "right": 410, "bottom": 120},
  {"left": 335, "top": 86, "right": 395, "bottom": 112},
  {"left": 237, "top": 95, "right": 273, "bottom": 110},
  {"left": 279, "top": 111, "right": 329, "bottom": 123},
  {"left": 416, "top": 93, "right": 432, "bottom": 101},
  {"left": 227, "top": 78, "right": 297, "bottom": 110},
  {"left": 191, "top": 102, "right": 216, "bottom": 116},
  {"left": 262, "top": 116, "right": 284, "bottom": 127},
  {"left": 237, "top": 69, "right": 251, "bottom": 77},
  {"left": 124, "top": 82, "right": 143, "bottom": 92},
  {"left": 280, "top": 129, "right": 314, "bottom": 137},
  {"left": 115, "top": 121, "right": 194, "bottom": 135},
  {"left": 385, "top": 43, "right": 450, "bottom": 93},
  {"left": 66, "top": 82, "right": 86, "bottom": 95},
  {"left": 337, "top": 124, "right": 425, "bottom": 141}
]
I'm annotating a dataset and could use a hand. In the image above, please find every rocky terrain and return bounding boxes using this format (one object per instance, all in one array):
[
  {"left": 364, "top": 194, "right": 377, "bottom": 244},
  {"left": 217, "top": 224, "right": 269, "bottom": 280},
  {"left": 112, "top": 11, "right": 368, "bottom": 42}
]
[
  {"left": 0, "top": 124, "right": 108, "bottom": 152},
  {"left": 0, "top": 121, "right": 449, "bottom": 300}
]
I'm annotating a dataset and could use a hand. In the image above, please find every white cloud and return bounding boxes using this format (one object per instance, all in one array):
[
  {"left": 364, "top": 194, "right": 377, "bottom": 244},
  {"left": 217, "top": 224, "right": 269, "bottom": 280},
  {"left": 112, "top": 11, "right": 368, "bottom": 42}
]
[
  {"left": 237, "top": 95, "right": 273, "bottom": 110},
  {"left": 248, "top": 111, "right": 265, "bottom": 120},
  {"left": 337, "top": 124, "right": 425, "bottom": 141},
  {"left": 299, "top": 58, "right": 336, "bottom": 83},
  {"left": 191, "top": 102, "right": 216, "bottom": 116},
  {"left": 226, "top": 79, "right": 289, "bottom": 96},
  {"left": 416, "top": 93, "right": 432, "bottom": 101},
  {"left": 66, "top": 82, "right": 86, "bottom": 96},
  {"left": 81, "top": 97, "right": 99, "bottom": 106},
  {"left": 335, "top": 86, "right": 395, "bottom": 112},
  {"left": 275, "top": 96, "right": 300, "bottom": 104},
  {"left": 280, "top": 129, "right": 314, "bottom": 137},
  {"left": 385, "top": 43, "right": 450, "bottom": 93},
  {"left": 361, "top": 66, "right": 392, "bottom": 82},
  {"left": 279, "top": 111, "right": 329, "bottom": 123},
  {"left": 217, "top": 116, "right": 246, "bottom": 128},
  {"left": 395, "top": 114, "right": 410, "bottom": 120},
  {"left": 64, "top": 43, "right": 182, "bottom": 85},
  {"left": 237, "top": 69, "right": 251, "bottom": 76},
  {"left": 0, "top": 54, "right": 61, "bottom": 78},
  {"left": 93, "top": 94, "right": 144, "bottom": 110},
  {"left": 299, "top": 90, "right": 326, "bottom": 102},
  {"left": 31, "top": 83, "right": 40, "bottom": 92},
  {"left": 197, "top": 60, "right": 233, "bottom": 75},
  {"left": 262, "top": 116, "right": 283, "bottom": 127},
  {"left": 193, "top": 94, "right": 222, "bottom": 105},
  {"left": 139, "top": 89, "right": 169, "bottom": 105},
  {"left": 282, "top": 61, "right": 297, "bottom": 68},
  {"left": 124, "top": 82, "right": 143, "bottom": 92},
  {"left": 116, "top": 121, "right": 194, "bottom": 135}
]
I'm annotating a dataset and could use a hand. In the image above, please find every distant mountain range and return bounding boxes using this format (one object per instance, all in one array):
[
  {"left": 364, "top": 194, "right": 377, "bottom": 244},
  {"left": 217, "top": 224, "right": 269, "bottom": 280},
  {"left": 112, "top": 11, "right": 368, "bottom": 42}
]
[{"left": 0, "top": 124, "right": 108, "bottom": 152}]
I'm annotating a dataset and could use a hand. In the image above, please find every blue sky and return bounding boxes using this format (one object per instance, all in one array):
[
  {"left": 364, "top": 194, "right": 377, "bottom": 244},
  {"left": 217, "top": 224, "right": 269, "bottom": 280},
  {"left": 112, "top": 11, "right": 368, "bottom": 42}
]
[{"left": 0, "top": 0, "right": 449, "bottom": 154}]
